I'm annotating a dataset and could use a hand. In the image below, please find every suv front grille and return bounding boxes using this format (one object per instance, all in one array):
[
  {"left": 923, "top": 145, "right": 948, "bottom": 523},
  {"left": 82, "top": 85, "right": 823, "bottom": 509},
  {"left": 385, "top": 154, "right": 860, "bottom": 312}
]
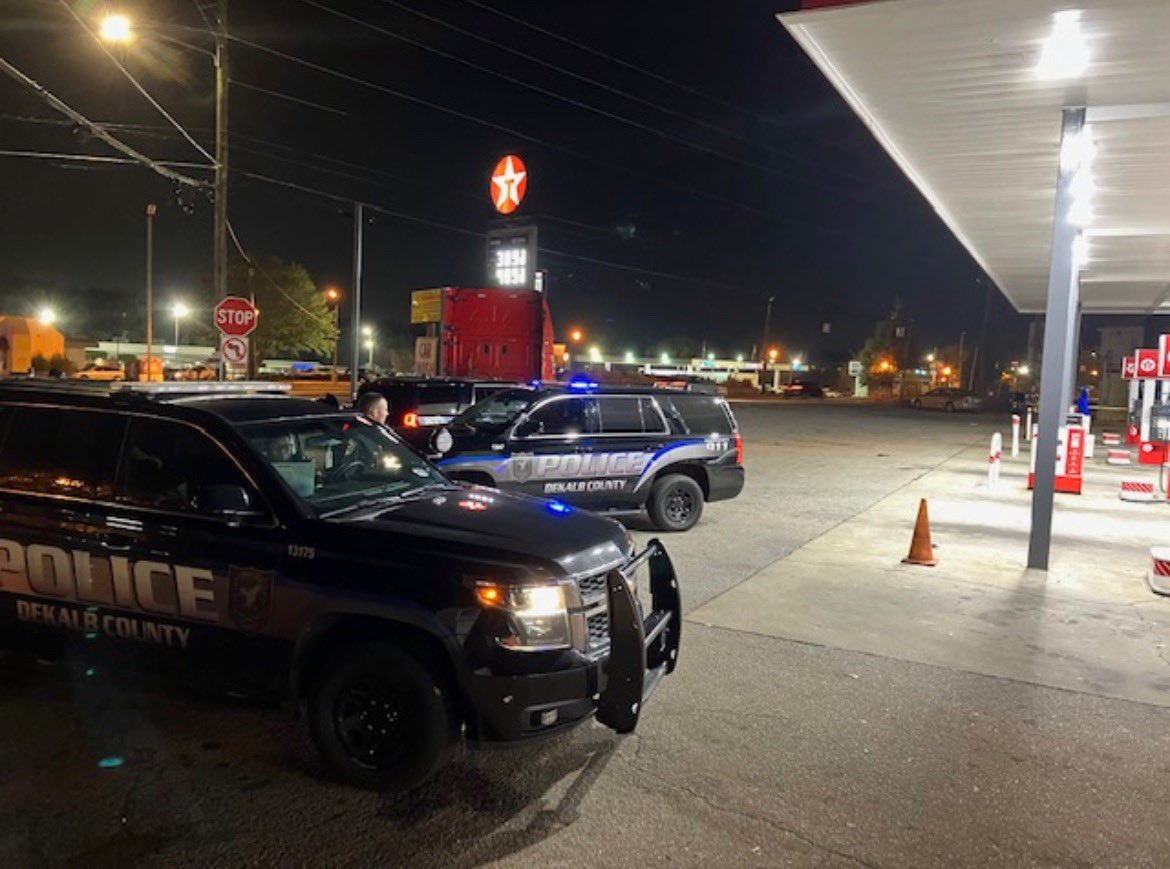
[
  {"left": 586, "top": 611, "right": 610, "bottom": 648},
  {"left": 577, "top": 572, "right": 608, "bottom": 601},
  {"left": 576, "top": 571, "right": 611, "bottom": 653}
]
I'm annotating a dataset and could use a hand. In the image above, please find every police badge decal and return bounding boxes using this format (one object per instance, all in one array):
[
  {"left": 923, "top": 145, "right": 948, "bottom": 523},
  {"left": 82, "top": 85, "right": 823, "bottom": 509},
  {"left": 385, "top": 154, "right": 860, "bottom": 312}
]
[
  {"left": 228, "top": 566, "right": 274, "bottom": 632},
  {"left": 512, "top": 455, "right": 533, "bottom": 484}
]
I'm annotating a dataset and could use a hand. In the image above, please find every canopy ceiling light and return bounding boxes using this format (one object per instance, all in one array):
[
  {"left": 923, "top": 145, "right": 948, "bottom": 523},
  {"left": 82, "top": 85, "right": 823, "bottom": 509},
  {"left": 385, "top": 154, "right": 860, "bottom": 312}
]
[{"left": 1035, "top": 9, "right": 1089, "bottom": 80}]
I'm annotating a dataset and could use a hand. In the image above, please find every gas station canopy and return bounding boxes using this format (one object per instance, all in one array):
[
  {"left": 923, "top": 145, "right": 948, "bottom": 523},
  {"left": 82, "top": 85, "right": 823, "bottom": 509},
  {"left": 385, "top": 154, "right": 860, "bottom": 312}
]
[{"left": 779, "top": 0, "right": 1170, "bottom": 314}]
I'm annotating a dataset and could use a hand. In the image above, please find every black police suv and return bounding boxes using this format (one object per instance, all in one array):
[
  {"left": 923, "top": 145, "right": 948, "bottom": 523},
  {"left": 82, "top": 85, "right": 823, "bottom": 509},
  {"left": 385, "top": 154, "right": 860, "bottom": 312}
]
[
  {"left": 432, "top": 382, "right": 745, "bottom": 532},
  {"left": 357, "top": 376, "right": 522, "bottom": 433},
  {"left": 0, "top": 380, "right": 681, "bottom": 790}
]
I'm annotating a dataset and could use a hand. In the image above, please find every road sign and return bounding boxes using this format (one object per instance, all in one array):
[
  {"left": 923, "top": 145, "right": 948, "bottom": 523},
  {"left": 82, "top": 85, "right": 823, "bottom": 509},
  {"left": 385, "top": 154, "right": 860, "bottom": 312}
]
[
  {"left": 1137, "top": 348, "right": 1160, "bottom": 379},
  {"left": 410, "top": 288, "right": 442, "bottom": 324},
  {"left": 490, "top": 154, "right": 527, "bottom": 215},
  {"left": 214, "top": 296, "right": 258, "bottom": 337},
  {"left": 848, "top": 360, "right": 862, "bottom": 377},
  {"left": 220, "top": 335, "right": 249, "bottom": 367}
]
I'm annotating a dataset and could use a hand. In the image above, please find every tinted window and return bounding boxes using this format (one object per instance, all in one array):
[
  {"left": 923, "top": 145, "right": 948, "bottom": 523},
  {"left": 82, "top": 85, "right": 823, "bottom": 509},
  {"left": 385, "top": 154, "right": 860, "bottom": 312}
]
[
  {"left": 662, "top": 395, "right": 735, "bottom": 435},
  {"left": 0, "top": 406, "right": 125, "bottom": 499},
  {"left": 598, "top": 397, "right": 643, "bottom": 433},
  {"left": 528, "top": 397, "right": 598, "bottom": 436},
  {"left": 117, "top": 418, "right": 254, "bottom": 515},
  {"left": 597, "top": 396, "right": 667, "bottom": 434}
]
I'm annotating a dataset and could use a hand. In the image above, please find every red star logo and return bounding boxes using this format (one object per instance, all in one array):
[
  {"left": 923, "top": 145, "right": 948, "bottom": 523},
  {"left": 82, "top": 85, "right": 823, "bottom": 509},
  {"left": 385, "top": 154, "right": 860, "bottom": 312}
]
[{"left": 490, "top": 155, "right": 528, "bottom": 214}]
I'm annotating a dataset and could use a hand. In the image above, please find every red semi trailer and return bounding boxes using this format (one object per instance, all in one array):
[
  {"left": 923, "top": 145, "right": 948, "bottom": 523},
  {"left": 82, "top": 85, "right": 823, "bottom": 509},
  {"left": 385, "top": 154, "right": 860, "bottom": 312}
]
[{"left": 412, "top": 286, "right": 555, "bottom": 382}]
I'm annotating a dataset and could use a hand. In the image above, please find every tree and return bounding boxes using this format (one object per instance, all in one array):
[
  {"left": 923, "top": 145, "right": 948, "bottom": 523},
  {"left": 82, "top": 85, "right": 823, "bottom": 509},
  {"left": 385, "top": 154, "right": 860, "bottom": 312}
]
[
  {"left": 856, "top": 298, "right": 919, "bottom": 389},
  {"left": 225, "top": 257, "right": 334, "bottom": 363}
]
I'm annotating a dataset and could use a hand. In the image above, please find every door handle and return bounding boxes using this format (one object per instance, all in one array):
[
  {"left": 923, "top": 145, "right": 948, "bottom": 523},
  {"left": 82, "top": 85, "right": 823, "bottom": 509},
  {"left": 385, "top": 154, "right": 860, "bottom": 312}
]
[{"left": 97, "top": 531, "right": 139, "bottom": 552}]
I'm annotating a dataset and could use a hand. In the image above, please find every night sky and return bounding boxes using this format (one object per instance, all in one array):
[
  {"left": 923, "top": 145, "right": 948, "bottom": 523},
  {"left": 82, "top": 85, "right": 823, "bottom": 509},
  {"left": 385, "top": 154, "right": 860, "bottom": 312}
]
[{"left": 0, "top": 0, "right": 1023, "bottom": 363}]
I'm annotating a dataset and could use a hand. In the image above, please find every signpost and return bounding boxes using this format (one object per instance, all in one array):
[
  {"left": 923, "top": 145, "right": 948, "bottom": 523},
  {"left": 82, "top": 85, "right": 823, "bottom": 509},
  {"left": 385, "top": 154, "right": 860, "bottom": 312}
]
[{"left": 213, "top": 295, "right": 257, "bottom": 375}]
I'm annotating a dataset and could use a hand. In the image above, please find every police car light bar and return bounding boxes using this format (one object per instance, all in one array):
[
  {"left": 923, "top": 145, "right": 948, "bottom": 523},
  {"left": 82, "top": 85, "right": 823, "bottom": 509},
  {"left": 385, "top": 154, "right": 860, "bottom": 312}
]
[{"left": 109, "top": 381, "right": 293, "bottom": 396}]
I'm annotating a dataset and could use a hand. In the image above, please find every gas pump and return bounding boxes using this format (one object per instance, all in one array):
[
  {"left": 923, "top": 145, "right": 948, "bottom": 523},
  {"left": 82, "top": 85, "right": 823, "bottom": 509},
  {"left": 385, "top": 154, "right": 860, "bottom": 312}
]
[
  {"left": 1136, "top": 348, "right": 1164, "bottom": 464},
  {"left": 1152, "top": 402, "right": 1170, "bottom": 496},
  {"left": 1122, "top": 355, "right": 1139, "bottom": 444}
]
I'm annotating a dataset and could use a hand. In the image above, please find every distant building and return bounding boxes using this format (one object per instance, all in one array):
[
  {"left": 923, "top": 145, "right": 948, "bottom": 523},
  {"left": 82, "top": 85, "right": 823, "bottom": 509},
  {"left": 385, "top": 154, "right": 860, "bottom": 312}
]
[{"left": 0, "top": 316, "right": 65, "bottom": 375}]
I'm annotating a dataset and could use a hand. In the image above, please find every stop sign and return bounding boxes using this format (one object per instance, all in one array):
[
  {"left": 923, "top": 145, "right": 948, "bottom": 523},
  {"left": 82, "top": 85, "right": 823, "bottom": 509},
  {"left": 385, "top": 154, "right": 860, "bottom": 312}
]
[{"left": 214, "top": 296, "right": 258, "bottom": 337}]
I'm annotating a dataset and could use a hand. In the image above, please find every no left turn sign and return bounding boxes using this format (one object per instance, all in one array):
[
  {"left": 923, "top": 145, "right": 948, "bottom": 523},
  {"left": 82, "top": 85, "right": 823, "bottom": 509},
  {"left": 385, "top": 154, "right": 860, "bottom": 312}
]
[{"left": 221, "top": 335, "right": 249, "bottom": 367}]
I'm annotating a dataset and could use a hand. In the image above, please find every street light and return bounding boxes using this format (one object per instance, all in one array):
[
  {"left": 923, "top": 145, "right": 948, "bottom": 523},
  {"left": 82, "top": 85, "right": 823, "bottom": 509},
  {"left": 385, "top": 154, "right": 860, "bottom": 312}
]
[
  {"left": 171, "top": 301, "right": 189, "bottom": 345},
  {"left": 623, "top": 351, "right": 635, "bottom": 364},
  {"left": 1018, "top": 364, "right": 1031, "bottom": 376},
  {"left": 588, "top": 345, "right": 602, "bottom": 363},
  {"left": 735, "top": 353, "right": 744, "bottom": 364},
  {"left": 569, "top": 328, "right": 584, "bottom": 344},
  {"left": 660, "top": 352, "right": 671, "bottom": 364},
  {"left": 99, "top": 13, "right": 133, "bottom": 44},
  {"left": 37, "top": 307, "right": 56, "bottom": 326},
  {"left": 706, "top": 352, "right": 715, "bottom": 361},
  {"left": 98, "top": 9, "right": 229, "bottom": 304},
  {"left": 768, "top": 348, "right": 779, "bottom": 362},
  {"left": 362, "top": 325, "right": 375, "bottom": 369},
  {"left": 324, "top": 288, "right": 341, "bottom": 383}
]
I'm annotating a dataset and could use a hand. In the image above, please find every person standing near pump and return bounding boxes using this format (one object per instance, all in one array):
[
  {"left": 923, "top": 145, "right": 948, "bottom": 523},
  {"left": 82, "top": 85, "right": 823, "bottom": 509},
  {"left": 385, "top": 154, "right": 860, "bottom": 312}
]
[{"left": 357, "top": 391, "right": 389, "bottom": 425}]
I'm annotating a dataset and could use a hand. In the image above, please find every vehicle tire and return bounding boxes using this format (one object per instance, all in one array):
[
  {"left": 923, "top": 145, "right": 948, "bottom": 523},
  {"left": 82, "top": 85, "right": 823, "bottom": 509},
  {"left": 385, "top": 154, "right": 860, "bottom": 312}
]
[
  {"left": 307, "top": 643, "right": 457, "bottom": 792},
  {"left": 944, "top": 401, "right": 955, "bottom": 413},
  {"left": 911, "top": 398, "right": 922, "bottom": 409},
  {"left": 647, "top": 473, "right": 704, "bottom": 532}
]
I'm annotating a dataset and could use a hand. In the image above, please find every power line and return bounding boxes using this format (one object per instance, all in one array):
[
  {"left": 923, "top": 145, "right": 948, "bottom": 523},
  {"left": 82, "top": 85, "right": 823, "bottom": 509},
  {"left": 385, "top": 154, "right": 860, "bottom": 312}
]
[
  {"left": 57, "top": 0, "right": 216, "bottom": 165},
  {"left": 231, "top": 79, "right": 348, "bottom": 116},
  {"left": 0, "top": 148, "right": 209, "bottom": 170},
  {"left": 461, "top": 0, "right": 863, "bottom": 161},
  {"left": 303, "top": 0, "right": 868, "bottom": 190},
  {"left": 225, "top": 220, "right": 335, "bottom": 326},
  {"left": 228, "top": 35, "right": 831, "bottom": 230},
  {"left": 0, "top": 56, "right": 207, "bottom": 188}
]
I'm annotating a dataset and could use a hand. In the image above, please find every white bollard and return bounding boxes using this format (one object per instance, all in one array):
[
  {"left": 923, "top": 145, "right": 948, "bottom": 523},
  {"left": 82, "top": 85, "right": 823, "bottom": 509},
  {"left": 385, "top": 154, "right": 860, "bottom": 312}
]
[
  {"left": 1011, "top": 414, "right": 1020, "bottom": 458},
  {"left": 989, "top": 432, "right": 1003, "bottom": 489},
  {"left": 1025, "top": 407, "right": 1033, "bottom": 443}
]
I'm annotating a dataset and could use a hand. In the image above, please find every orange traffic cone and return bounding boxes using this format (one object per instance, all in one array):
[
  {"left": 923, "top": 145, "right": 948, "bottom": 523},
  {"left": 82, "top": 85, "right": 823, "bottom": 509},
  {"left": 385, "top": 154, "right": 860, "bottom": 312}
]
[{"left": 902, "top": 498, "right": 937, "bottom": 566}]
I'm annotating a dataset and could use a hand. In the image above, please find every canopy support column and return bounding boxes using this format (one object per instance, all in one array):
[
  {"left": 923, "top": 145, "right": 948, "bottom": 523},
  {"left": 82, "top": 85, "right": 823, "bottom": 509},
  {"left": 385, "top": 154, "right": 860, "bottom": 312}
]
[{"left": 1028, "top": 107, "right": 1085, "bottom": 571}]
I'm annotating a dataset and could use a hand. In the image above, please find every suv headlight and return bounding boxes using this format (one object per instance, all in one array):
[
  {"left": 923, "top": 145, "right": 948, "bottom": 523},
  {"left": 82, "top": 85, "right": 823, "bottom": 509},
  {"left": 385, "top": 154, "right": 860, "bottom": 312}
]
[{"left": 474, "top": 581, "right": 572, "bottom": 651}]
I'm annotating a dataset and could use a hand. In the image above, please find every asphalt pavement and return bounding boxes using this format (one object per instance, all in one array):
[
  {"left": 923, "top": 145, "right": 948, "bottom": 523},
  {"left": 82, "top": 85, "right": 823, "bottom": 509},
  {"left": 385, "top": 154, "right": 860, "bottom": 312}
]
[{"left": 8, "top": 402, "right": 1170, "bottom": 868}]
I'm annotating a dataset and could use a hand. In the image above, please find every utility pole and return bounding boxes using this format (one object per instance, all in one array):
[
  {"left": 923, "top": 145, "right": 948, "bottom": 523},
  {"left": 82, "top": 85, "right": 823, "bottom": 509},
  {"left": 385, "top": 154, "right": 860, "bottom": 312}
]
[
  {"left": 957, "top": 330, "right": 966, "bottom": 387},
  {"left": 145, "top": 203, "right": 156, "bottom": 382},
  {"left": 760, "top": 295, "right": 775, "bottom": 362},
  {"left": 212, "top": 0, "right": 229, "bottom": 302},
  {"left": 349, "top": 202, "right": 364, "bottom": 399}
]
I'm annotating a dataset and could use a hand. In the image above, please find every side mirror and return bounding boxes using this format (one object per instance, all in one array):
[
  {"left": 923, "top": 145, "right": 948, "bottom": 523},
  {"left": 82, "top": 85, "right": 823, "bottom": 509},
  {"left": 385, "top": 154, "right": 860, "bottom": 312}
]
[
  {"left": 193, "top": 484, "right": 267, "bottom": 523},
  {"left": 514, "top": 418, "right": 542, "bottom": 438}
]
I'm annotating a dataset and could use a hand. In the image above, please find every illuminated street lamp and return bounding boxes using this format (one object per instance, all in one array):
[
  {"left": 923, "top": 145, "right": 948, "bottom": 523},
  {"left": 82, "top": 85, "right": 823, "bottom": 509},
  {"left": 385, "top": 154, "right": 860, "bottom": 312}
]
[
  {"left": 623, "top": 350, "right": 635, "bottom": 364},
  {"left": 1017, "top": 364, "right": 1031, "bottom": 377},
  {"left": 660, "top": 352, "right": 671, "bottom": 364},
  {"left": 99, "top": 13, "right": 133, "bottom": 44},
  {"left": 735, "top": 353, "right": 744, "bottom": 363},
  {"left": 767, "top": 347, "right": 779, "bottom": 363},
  {"left": 706, "top": 352, "right": 715, "bottom": 362},
  {"left": 324, "top": 288, "right": 341, "bottom": 383},
  {"left": 170, "top": 301, "right": 188, "bottom": 343},
  {"left": 588, "top": 346, "right": 602, "bottom": 363},
  {"left": 569, "top": 328, "right": 584, "bottom": 344},
  {"left": 362, "top": 325, "right": 375, "bottom": 369},
  {"left": 37, "top": 307, "right": 56, "bottom": 327}
]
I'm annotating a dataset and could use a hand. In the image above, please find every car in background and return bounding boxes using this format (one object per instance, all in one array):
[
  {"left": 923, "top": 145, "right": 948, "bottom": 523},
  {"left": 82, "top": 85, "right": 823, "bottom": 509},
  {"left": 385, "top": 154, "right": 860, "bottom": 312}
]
[
  {"left": 781, "top": 380, "right": 824, "bottom": 398},
  {"left": 73, "top": 361, "right": 124, "bottom": 381},
  {"left": 912, "top": 387, "right": 983, "bottom": 413},
  {"left": 174, "top": 363, "right": 217, "bottom": 382},
  {"left": 357, "top": 377, "right": 523, "bottom": 432}
]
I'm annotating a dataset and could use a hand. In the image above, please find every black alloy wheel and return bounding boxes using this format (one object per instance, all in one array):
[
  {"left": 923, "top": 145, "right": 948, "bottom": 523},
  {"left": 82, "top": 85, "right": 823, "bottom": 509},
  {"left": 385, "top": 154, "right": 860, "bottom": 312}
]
[
  {"left": 308, "top": 643, "right": 456, "bottom": 791},
  {"left": 648, "top": 473, "right": 704, "bottom": 532}
]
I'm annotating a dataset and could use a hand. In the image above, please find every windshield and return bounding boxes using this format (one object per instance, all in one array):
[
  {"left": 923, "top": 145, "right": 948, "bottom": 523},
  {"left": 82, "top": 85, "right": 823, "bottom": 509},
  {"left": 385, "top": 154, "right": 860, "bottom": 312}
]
[
  {"left": 239, "top": 414, "right": 447, "bottom": 516},
  {"left": 451, "top": 388, "right": 537, "bottom": 427}
]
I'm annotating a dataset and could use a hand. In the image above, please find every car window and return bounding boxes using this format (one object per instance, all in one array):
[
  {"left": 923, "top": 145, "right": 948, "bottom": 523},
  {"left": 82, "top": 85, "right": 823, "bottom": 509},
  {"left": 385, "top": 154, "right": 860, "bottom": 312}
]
[
  {"left": 0, "top": 406, "right": 125, "bottom": 500},
  {"left": 416, "top": 384, "right": 468, "bottom": 407},
  {"left": 117, "top": 417, "right": 257, "bottom": 515},
  {"left": 527, "top": 397, "right": 599, "bottom": 436},
  {"left": 452, "top": 388, "right": 537, "bottom": 428},
  {"left": 597, "top": 396, "right": 667, "bottom": 434},
  {"left": 660, "top": 394, "right": 735, "bottom": 435},
  {"left": 239, "top": 414, "right": 446, "bottom": 516}
]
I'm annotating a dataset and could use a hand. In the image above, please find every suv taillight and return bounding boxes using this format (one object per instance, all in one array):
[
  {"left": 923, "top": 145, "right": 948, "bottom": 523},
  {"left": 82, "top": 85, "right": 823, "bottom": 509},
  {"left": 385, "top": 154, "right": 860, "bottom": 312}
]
[
  {"left": 734, "top": 432, "right": 743, "bottom": 466},
  {"left": 402, "top": 411, "right": 419, "bottom": 427}
]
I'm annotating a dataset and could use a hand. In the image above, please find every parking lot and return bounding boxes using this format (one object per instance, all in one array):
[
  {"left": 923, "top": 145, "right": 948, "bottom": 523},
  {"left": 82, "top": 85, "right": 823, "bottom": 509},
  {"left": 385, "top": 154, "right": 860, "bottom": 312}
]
[{"left": 5, "top": 401, "right": 1170, "bottom": 867}]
